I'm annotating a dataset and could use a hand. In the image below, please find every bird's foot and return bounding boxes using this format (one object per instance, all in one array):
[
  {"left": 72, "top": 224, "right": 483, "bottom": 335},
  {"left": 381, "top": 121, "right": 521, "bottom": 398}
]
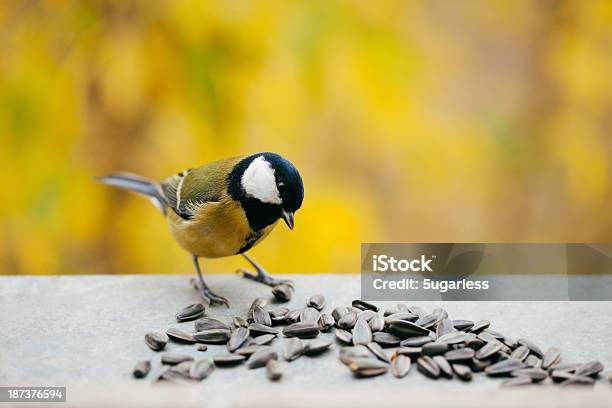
[
  {"left": 236, "top": 268, "right": 294, "bottom": 288},
  {"left": 190, "top": 278, "right": 230, "bottom": 308}
]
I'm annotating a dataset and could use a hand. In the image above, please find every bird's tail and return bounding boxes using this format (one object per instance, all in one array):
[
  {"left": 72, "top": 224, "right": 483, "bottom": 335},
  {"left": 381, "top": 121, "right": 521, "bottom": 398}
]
[{"left": 97, "top": 172, "right": 167, "bottom": 215}]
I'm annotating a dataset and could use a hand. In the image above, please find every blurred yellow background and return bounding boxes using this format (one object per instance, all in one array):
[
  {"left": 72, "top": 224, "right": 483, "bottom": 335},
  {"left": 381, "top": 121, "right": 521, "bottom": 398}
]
[{"left": 1, "top": 0, "right": 611, "bottom": 275}]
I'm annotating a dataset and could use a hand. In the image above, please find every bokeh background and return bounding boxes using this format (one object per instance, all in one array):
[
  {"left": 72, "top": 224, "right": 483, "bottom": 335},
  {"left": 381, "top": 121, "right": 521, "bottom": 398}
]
[{"left": 1, "top": 0, "right": 611, "bottom": 275}]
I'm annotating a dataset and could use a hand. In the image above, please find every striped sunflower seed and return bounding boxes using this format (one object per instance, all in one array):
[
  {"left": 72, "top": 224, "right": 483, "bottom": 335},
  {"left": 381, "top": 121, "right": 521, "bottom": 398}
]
[
  {"left": 332, "top": 306, "right": 349, "bottom": 323},
  {"left": 367, "top": 342, "right": 390, "bottom": 363},
  {"left": 246, "top": 348, "right": 278, "bottom": 369},
  {"left": 444, "top": 348, "right": 475, "bottom": 363},
  {"left": 194, "top": 329, "right": 231, "bottom": 344},
  {"left": 368, "top": 315, "right": 385, "bottom": 332},
  {"left": 339, "top": 345, "right": 372, "bottom": 365},
  {"left": 232, "top": 316, "right": 248, "bottom": 328},
  {"left": 269, "top": 307, "right": 289, "bottom": 322},
  {"left": 387, "top": 320, "right": 429, "bottom": 339},
  {"left": 235, "top": 345, "right": 268, "bottom": 356},
  {"left": 357, "top": 310, "right": 377, "bottom": 322},
  {"left": 433, "top": 356, "right": 453, "bottom": 378},
  {"left": 213, "top": 354, "right": 246, "bottom": 366},
  {"left": 348, "top": 358, "right": 388, "bottom": 377},
  {"left": 408, "top": 305, "right": 428, "bottom": 318},
  {"left": 307, "top": 294, "right": 326, "bottom": 311},
  {"left": 422, "top": 342, "right": 450, "bottom": 356},
  {"left": 372, "top": 332, "right": 401, "bottom": 347},
  {"left": 391, "top": 355, "right": 411, "bottom": 378},
  {"left": 415, "top": 314, "right": 438, "bottom": 329},
  {"left": 352, "top": 318, "right": 373, "bottom": 346},
  {"left": 452, "top": 320, "right": 474, "bottom": 331},
  {"left": 195, "top": 317, "right": 229, "bottom": 332},
  {"left": 575, "top": 361, "right": 604, "bottom": 378},
  {"left": 511, "top": 368, "right": 548, "bottom": 381},
  {"left": 175, "top": 303, "right": 205, "bottom": 322},
  {"left": 452, "top": 364, "right": 473, "bottom": 381},
  {"left": 385, "top": 313, "right": 419, "bottom": 324},
  {"left": 301, "top": 307, "right": 321, "bottom": 322},
  {"left": 510, "top": 345, "right": 530, "bottom": 361},
  {"left": 248, "top": 323, "right": 279, "bottom": 336},
  {"left": 524, "top": 355, "right": 541, "bottom": 368},
  {"left": 437, "top": 331, "right": 472, "bottom": 345},
  {"left": 284, "top": 310, "right": 301, "bottom": 324},
  {"left": 469, "top": 320, "right": 490, "bottom": 333},
  {"left": 485, "top": 359, "right": 524, "bottom": 376},
  {"left": 395, "top": 347, "right": 423, "bottom": 360},
  {"left": 133, "top": 360, "right": 151, "bottom": 379},
  {"left": 161, "top": 352, "right": 194, "bottom": 366},
  {"left": 436, "top": 318, "right": 454, "bottom": 337},
  {"left": 304, "top": 339, "right": 333, "bottom": 356},
  {"left": 272, "top": 284, "right": 293, "bottom": 302},
  {"left": 400, "top": 335, "right": 433, "bottom": 348},
  {"left": 417, "top": 356, "right": 441, "bottom": 379},
  {"left": 338, "top": 311, "right": 358, "bottom": 330},
  {"left": 266, "top": 360, "right": 282, "bottom": 381},
  {"left": 227, "top": 327, "right": 250, "bottom": 352},
  {"left": 334, "top": 329, "right": 353, "bottom": 344},
  {"left": 166, "top": 327, "right": 196, "bottom": 343},
  {"left": 517, "top": 338, "right": 543, "bottom": 358},
  {"left": 189, "top": 359, "right": 214, "bottom": 380},
  {"left": 284, "top": 337, "right": 305, "bottom": 361},
  {"left": 145, "top": 332, "right": 168, "bottom": 351},
  {"left": 351, "top": 299, "right": 379, "bottom": 312},
  {"left": 251, "top": 334, "right": 276, "bottom": 346},
  {"left": 252, "top": 305, "right": 272, "bottom": 326},
  {"left": 475, "top": 340, "right": 503, "bottom": 360},
  {"left": 283, "top": 322, "right": 320, "bottom": 338},
  {"left": 501, "top": 377, "right": 533, "bottom": 387},
  {"left": 318, "top": 314, "right": 335, "bottom": 331}
]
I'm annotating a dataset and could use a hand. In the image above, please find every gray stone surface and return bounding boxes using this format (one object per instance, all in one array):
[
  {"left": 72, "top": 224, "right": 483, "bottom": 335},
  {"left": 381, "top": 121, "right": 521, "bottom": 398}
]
[{"left": 1, "top": 274, "right": 612, "bottom": 407}]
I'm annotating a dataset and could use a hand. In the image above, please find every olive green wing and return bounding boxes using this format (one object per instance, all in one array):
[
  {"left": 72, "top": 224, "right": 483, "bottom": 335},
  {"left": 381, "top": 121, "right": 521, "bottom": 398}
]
[{"left": 161, "top": 156, "right": 244, "bottom": 220}]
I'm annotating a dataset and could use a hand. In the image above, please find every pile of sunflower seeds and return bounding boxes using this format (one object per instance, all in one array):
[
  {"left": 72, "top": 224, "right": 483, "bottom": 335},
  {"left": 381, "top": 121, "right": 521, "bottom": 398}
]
[{"left": 134, "top": 294, "right": 609, "bottom": 387}]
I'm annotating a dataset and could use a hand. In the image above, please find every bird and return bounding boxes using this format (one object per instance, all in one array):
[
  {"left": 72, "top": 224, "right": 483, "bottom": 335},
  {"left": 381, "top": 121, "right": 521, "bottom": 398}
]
[{"left": 98, "top": 152, "right": 304, "bottom": 307}]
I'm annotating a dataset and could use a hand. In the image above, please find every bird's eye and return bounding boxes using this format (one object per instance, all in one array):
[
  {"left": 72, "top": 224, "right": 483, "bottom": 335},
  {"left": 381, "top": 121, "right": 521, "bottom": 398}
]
[{"left": 277, "top": 181, "right": 286, "bottom": 191}]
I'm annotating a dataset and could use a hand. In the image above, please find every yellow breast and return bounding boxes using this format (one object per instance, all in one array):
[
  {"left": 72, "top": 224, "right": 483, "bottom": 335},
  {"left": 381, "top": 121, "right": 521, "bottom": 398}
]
[{"left": 166, "top": 195, "right": 277, "bottom": 258}]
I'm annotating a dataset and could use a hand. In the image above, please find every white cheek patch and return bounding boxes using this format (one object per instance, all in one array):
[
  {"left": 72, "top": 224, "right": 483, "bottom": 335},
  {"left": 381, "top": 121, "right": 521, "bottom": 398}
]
[{"left": 241, "top": 156, "right": 282, "bottom": 204}]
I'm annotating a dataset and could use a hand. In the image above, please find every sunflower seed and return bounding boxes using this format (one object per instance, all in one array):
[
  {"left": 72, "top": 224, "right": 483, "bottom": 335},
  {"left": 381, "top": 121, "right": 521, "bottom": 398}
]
[
  {"left": 391, "top": 355, "right": 411, "bottom": 378},
  {"left": 339, "top": 345, "right": 372, "bottom": 365},
  {"left": 168, "top": 361, "right": 193, "bottom": 379},
  {"left": 235, "top": 345, "right": 268, "bottom": 356},
  {"left": 485, "top": 359, "right": 524, "bottom": 376},
  {"left": 400, "top": 335, "right": 433, "bottom": 347},
  {"left": 194, "top": 329, "right": 231, "bottom": 344},
  {"left": 357, "top": 310, "right": 377, "bottom": 322},
  {"left": 189, "top": 359, "right": 214, "bottom": 380},
  {"left": 161, "top": 352, "right": 194, "bottom": 365},
  {"left": 417, "top": 356, "right": 441, "bottom": 379},
  {"left": 166, "top": 327, "right": 196, "bottom": 343},
  {"left": 465, "top": 338, "right": 486, "bottom": 350},
  {"left": 352, "top": 318, "right": 373, "bottom": 346},
  {"left": 475, "top": 340, "right": 503, "bottom": 360},
  {"left": 249, "top": 306, "right": 270, "bottom": 327},
  {"left": 338, "top": 311, "right": 358, "bottom": 330},
  {"left": 575, "top": 361, "right": 604, "bottom": 377},
  {"left": 318, "top": 314, "right": 335, "bottom": 331},
  {"left": 438, "top": 331, "right": 472, "bottom": 345},
  {"left": 133, "top": 360, "right": 151, "bottom": 378},
  {"left": 272, "top": 284, "right": 293, "bottom": 302},
  {"left": 436, "top": 319, "right": 454, "bottom": 337},
  {"left": 368, "top": 315, "right": 385, "bottom": 332},
  {"left": 348, "top": 358, "right": 388, "bottom": 377},
  {"left": 549, "top": 363, "right": 578, "bottom": 374},
  {"left": 502, "top": 376, "right": 533, "bottom": 387},
  {"left": 524, "top": 355, "right": 541, "bottom": 368},
  {"left": 561, "top": 375, "right": 595, "bottom": 386},
  {"left": 477, "top": 332, "right": 499, "bottom": 344},
  {"left": 213, "top": 354, "right": 247, "bottom": 366},
  {"left": 232, "top": 316, "right": 248, "bottom": 328},
  {"left": 511, "top": 368, "right": 548, "bottom": 381},
  {"left": 415, "top": 314, "right": 438, "bottom": 329},
  {"left": 304, "top": 339, "right": 333, "bottom": 355},
  {"left": 469, "top": 357, "right": 491, "bottom": 372},
  {"left": 246, "top": 348, "right": 278, "bottom": 369},
  {"left": 332, "top": 306, "right": 349, "bottom": 323},
  {"left": 510, "top": 345, "right": 530, "bottom": 361},
  {"left": 227, "top": 327, "right": 250, "bottom": 352},
  {"left": 372, "top": 332, "right": 401, "bottom": 347},
  {"left": 175, "top": 303, "right": 205, "bottom": 322},
  {"left": 453, "top": 320, "right": 474, "bottom": 331},
  {"left": 284, "top": 337, "right": 305, "bottom": 361},
  {"left": 395, "top": 347, "right": 423, "bottom": 360},
  {"left": 283, "top": 322, "right": 320, "bottom": 338},
  {"left": 307, "top": 294, "right": 326, "bottom": 311},
  {"left": 469, "top": 320, "right": 490, "bottom": 333},
  {"left": 444, "top": 348, "right": 475, "bottom": 363},
  {"left": 335, "top": 329, "right": 353, "bottom": 344},
  {"left": 145, "top": 332, "right": 168, "bottom": 351},
  {"left": 266, "top": 359, "right": 282, "bottom": 381},
  {"left": 541, "top": 347, "right": 561, "bottom": 369},
  {"left": 249, "top": 323, "right": 279, "bottom": 336},
  {"left": 422, "top": 342, "right": 450, "bottom": 356},
  {"left": 367, "top": 342, "right": 390, "bottom": 363},
  {"left": 197, "top": 345, "right": 208, "bottom": 352},
  {"left": 551, "top": 369, "right": 576, "bottom": 382},
  {"left": 285, "top": 310, "right": 301, "bottom": 324},
  {"left": 385, "top": 313, "right": 419, "bottom": 324},
  {"left": 195, "top": 317, "right": 229, "bottom": 332},
  {"left": 433, "top": 356, "right": 453, "bottom": 378},
  {"left": 408, "top": 305, "right": 428, "bottom": 318},
  {"left": 517, "top": 338, "right": 543, "bottom": 358},
  {"left": 452, "top": 364, "right": 473, "bottom": 381},
  {"left": 269, "top": 307, "right": 289, "bottom": 322},
  {"left": 301, "top": 307, "right": 321, "bottom": 322},
  {"left": 252, "top": 334, "right": 276, "bottom": 346},
  {"left": 388, "top": 320, "right": 429, "bottom": 339},
  {"left": 352, "top": 299, "right": 378, "bottom": 312}
]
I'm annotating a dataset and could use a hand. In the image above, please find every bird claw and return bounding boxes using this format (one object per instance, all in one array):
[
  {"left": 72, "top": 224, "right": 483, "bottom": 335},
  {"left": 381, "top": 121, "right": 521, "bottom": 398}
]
[
  {"left": 190, "top": 278, "right": 230, "bottom": 308},
  {"left": 236, "top": 268, "right": 294, "bottom": 288}
]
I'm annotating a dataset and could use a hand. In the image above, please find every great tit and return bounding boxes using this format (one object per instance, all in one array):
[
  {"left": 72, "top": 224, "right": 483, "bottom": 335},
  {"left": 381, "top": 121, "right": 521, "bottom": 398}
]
[{"left": 99, "top": 152, "right": 304, "bottom": 306}]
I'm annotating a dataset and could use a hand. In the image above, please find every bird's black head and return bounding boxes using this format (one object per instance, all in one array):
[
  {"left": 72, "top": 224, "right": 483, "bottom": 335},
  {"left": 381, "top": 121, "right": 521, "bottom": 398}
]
[{"left": 228, "top": 152, "right": 304, "bottom": 232}]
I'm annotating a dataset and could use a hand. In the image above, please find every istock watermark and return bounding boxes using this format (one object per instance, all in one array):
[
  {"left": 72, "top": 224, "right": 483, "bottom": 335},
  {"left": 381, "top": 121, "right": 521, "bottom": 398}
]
[{"left": 361, "top": 243, "right": 612, "bottom": 301}]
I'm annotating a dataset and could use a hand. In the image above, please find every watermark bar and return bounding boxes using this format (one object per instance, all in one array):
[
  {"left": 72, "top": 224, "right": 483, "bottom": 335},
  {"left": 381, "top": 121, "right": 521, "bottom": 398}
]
[
  {"left": 0, "top": 387, "right": 66, "bottom": 402},
  {"left": 361, "top": 243, "right": 612, "bottom": 301}
]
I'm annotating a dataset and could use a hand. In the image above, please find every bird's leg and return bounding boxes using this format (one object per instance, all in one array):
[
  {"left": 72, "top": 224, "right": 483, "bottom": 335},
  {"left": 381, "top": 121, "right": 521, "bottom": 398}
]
[
  {"left": 237, "top": 253, "right": 294, "bottom": 288},
  {"left": 192, "top": 255, "right": 229, "bottom": 307}
]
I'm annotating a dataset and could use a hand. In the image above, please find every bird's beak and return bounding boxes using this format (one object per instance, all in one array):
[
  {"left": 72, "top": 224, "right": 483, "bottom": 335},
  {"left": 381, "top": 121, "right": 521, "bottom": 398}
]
[{"left": 281, "top": 209, "right": 294, "bottom": 230}]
